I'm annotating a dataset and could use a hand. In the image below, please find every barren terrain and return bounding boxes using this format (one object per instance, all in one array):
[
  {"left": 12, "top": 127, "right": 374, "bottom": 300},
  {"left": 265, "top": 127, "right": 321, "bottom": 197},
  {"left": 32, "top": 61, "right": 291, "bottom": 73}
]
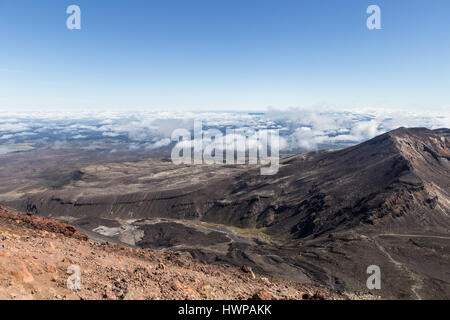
[
  {"left": 1, "top": 127, "right": 449, "bottom": 299},
  {"left": 0, "top": 205, "right": 348, "bottom": 300}
]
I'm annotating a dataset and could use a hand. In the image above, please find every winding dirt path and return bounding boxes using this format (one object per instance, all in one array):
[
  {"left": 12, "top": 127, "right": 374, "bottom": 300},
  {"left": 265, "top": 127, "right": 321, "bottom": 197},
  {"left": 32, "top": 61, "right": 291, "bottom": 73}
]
[
  {"left": 378, "top": 233, "right": 450, "bottom": 240},
  {"left": 372, "top": 233, "right": 450, "bottom": 300},
  {"left": 371, "top": 234, "right": 427, "bottom": 300}
]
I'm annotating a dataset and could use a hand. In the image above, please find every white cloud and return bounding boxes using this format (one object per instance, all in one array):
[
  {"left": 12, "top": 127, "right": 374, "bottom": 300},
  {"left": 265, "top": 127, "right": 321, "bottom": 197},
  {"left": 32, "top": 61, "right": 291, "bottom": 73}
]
[
  {"left": 145, "top": 138, "right": 171, "bottom": 150},
  {"left": 102, "top": 132, "right": 121, "bottom": 137},
  {"left": 0, "top": 123, "right": 30, "bottom": 133},
  {"left": 0, "top": 109, "right": 447, "bottom": 153}
]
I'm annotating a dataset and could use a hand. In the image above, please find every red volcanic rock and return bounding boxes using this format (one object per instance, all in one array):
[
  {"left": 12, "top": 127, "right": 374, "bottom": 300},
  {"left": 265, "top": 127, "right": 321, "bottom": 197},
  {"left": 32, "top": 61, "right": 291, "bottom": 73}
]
[
  {"left": 250, "top": 290, "right": 273, "bottom": 300},
  {"left": 0, "top": 205, "right": 88, "bottom": 241}
]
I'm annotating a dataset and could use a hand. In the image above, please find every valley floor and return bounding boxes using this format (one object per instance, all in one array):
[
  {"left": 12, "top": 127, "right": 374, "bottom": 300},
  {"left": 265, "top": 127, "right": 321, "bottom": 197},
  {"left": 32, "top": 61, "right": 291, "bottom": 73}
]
[{"left": 0, "top": 206, "right": 352, "bottom": 300}]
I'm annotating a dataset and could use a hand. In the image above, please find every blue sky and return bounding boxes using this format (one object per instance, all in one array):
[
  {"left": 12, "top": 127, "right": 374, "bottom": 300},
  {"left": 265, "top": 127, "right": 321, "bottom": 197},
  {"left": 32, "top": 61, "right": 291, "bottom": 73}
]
[{"left": 0, "top": 0, "right": 449, "bottom": 112}]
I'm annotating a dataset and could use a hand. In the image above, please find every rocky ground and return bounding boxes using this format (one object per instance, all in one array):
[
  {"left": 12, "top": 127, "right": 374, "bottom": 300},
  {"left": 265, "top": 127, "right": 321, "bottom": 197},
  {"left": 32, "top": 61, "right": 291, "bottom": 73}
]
[{"left": 0, "top": 205, "right": 354, "bottom": 300}]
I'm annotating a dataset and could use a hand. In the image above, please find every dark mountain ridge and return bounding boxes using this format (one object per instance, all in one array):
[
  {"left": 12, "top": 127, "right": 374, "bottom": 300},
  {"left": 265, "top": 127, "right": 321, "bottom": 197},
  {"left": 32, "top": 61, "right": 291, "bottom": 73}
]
[{"left": 193, "top": 127, "right": 450, "bottom": 238}]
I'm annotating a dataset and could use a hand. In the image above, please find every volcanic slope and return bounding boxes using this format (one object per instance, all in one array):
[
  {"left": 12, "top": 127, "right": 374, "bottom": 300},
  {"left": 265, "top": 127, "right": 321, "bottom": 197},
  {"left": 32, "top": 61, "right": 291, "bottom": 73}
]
[{"left": 1, "top": 127, "right": 449, "bottom": 299}]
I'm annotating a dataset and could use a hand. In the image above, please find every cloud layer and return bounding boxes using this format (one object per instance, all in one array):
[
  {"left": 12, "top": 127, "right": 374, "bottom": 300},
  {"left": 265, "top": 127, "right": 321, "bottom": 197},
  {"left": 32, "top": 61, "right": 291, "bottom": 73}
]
[{"left": 0, "top": 109, "right": 448, "bottom": 152}]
